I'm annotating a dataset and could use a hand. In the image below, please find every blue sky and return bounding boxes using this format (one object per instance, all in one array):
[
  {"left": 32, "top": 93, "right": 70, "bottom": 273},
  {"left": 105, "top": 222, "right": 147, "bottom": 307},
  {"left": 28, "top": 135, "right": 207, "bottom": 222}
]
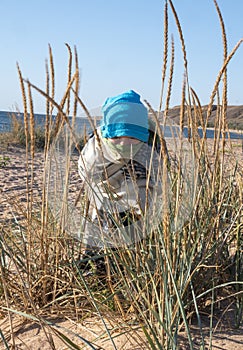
[{"left": 0, "top": 0, "right": 243, "bottom": 114}]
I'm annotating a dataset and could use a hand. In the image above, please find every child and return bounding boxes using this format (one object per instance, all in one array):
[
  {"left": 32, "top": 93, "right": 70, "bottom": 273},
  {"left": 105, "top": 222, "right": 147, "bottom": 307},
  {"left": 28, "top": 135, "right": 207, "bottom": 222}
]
[{"left": 78, "top": 90, "right": 161, "bottom": 250}]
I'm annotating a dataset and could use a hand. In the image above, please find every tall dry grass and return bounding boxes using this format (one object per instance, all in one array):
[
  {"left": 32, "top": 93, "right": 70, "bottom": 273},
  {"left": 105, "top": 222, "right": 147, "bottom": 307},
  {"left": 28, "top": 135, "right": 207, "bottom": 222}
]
[{"left": 0, "top": 1, "right": 242, "bottom": 349}]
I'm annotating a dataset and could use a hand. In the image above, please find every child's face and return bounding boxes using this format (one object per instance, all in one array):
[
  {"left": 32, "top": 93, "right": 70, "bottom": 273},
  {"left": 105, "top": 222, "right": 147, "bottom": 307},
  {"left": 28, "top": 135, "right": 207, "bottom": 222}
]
[{"left": 109, "top": 136, "right": 140, "bottom": 145}]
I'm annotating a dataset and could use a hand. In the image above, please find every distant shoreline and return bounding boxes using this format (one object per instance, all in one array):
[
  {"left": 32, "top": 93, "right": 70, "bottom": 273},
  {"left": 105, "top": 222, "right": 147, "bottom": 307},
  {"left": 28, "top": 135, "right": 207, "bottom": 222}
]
[{"left": 0, "top": 110, "right": 243, "bottom": 139}]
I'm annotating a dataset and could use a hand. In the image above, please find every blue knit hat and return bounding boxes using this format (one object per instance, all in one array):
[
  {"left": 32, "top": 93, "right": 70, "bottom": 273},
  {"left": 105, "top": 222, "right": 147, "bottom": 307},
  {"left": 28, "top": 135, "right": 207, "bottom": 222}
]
[{"left": 100, "top": 90, "right": 149, "bottom": 142}]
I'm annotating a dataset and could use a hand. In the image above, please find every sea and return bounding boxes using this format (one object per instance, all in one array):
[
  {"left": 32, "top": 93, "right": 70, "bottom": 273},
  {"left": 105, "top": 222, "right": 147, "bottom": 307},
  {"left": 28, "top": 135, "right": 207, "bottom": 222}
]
[
  {"left": 0, "top": 110, "right": 95, "bottom": 136},
  {"left": 0, "top": 110, "right": 243, "bottom": 140}
]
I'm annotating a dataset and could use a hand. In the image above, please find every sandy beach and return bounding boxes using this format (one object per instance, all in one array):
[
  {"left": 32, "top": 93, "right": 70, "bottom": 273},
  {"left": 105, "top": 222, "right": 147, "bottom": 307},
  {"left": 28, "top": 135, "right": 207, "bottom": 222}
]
[
  {"left": 0, "top": 143, "right": 242, "bottom": 349},
  {"left": 1, "top": 139, "right": 241, "bottom": 225},
  {"left": 0, "top": 144, "right": 82, "bottom": 225},
  {"left": 0, "top": 145, "right": 45, "bottom": 225}
]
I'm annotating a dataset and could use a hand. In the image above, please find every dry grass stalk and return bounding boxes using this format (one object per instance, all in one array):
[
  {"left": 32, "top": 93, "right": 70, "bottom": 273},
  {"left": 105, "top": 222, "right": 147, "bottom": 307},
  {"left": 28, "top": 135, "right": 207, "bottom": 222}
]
[
  {"left": 189, "top": 89, "right": 204, "bottom": 160},
  {"left": 26, "top": 75, "right": 79, "bottom": 146},
  {"left": 72, "top": 46, "right": 80, "bottom": 127},
  {"left": 213, "top": 1, "right": 234, "bottom": 238},
  {"left": 16, "top": 58, "right": 81, "bottom": 305},
  {"left": 144, "top": 99, "right": 168, "bottom": 163},
  {"left": 212, "top": 89, "right": 221, "bottom": 155},
  {"left": 159, "top": 0, "right": 168, "bottom": 113},
  {"left": 206, "top": 38, "right": 243, "bottom": 129},
  {"left": 17, "top": 64, "right": 30, "bottom": 221},
  {"left": 179, "top": 73, "right": 186, "bottom": 135},
  {"left": 27, "top": 81, "right": 35, "bottom": 238},
  {"left": 49, "top": 71, "right": 78, "bottom": 138},
  {"left": 27, "top": 82, "right": 35, "bottom": 162},
  {"left": 213, "top": 0, "right": 228, "bottom": 138},
  {"left": 41, "top": 46, "right": 55, "bottom": 236},
  {"left": 42, "top": 45, "right": 55, "bottom": 159},
  {"left": 168, "top": 0, "right": 187, "bottom": 70},
  {"left": 49, "top": 44, "right": 55, "bottom": 104},
  {"left": 169, "top": 0, "right": 194, "bottom": 131},
  {"left": 163, "top": 35, "right": 175, "bottom": 125},
  {"left": 195, "top": 37, "right": 243, "bottom": 173},
  {"left": 168, "top": 0, "right": 194, "bottom": 140},
  {"left": 40, "top": 55, "right": 52, "bottom": 304},
  {"left": 44, "top": 59, "right": 50, "bottom": 158},
  {"left": 65, "top": 43, "right": 72, "bottom": 117},
  {"left": 190, "top": 87, "right": 204, "bottom": 129}
]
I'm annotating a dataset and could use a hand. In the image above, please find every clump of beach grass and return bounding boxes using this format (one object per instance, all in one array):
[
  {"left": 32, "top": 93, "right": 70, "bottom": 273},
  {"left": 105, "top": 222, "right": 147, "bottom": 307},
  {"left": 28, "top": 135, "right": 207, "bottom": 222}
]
[{"left": 0, "top": 1, "right": 242, "bottom": 349}]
